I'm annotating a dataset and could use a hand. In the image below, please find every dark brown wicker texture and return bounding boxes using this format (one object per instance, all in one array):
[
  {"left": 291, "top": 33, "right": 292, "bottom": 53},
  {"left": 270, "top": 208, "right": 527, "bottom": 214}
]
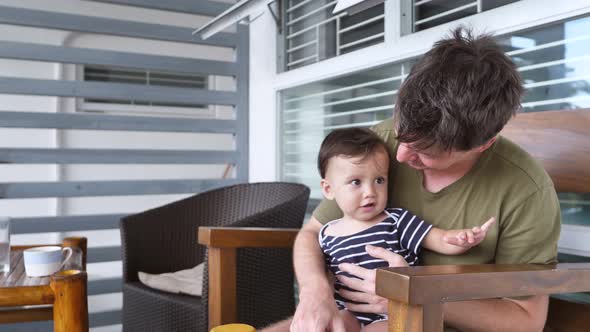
[{"left": 120, "top": 182, "right": 310, "bottom": 332}]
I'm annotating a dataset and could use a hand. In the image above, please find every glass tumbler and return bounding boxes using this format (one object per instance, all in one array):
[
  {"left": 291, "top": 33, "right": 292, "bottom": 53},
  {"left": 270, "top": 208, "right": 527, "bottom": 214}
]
[{"left": 0, "top": 217, "right": 10, "bottom": 273}]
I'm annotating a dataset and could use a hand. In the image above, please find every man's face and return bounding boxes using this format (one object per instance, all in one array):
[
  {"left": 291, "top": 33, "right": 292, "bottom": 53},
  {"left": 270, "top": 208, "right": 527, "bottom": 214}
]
[{"left": 396, "top": 142, "right": 476, "bottom": 171}]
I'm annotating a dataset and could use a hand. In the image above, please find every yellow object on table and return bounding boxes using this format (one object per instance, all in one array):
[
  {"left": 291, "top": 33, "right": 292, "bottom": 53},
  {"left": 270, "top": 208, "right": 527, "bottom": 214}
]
[{"left": 210, "top": 323, "right": 256, "bottom": 332}]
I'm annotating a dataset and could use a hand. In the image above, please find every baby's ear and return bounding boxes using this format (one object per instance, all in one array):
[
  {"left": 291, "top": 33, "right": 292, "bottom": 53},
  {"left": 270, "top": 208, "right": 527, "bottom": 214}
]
[{"left": 320, "top": 179, "right": 334, "bottom": 200}]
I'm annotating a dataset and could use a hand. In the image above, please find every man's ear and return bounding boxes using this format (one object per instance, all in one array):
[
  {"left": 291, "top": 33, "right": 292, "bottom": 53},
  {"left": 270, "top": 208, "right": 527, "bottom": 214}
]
[
  {"left": 320, "top": 179, "right": 335, "bottom": 200},
  {"left": 476, "top": 136, "right": 497, "bottom": 153}
]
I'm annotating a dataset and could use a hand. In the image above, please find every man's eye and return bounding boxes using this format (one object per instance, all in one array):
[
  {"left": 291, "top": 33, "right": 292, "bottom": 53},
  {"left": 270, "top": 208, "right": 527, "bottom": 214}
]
[
  {"left": 351, "top": 179, "right": 360, "bottom": 186},
  {"left": 376, "top": 177, "right": 386, "bottom": 184}
]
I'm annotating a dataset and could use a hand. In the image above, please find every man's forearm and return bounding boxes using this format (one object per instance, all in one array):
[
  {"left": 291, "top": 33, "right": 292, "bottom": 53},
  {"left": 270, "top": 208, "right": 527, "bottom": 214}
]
[
  {"left": 289, "top": 218, "right": 345, "bottom": 332},
  {"left": 293, "top": 220, "right": 331, "bottom": 293},
  {"left": 444, "top": 295, "right": 548, "bottom": 331}
]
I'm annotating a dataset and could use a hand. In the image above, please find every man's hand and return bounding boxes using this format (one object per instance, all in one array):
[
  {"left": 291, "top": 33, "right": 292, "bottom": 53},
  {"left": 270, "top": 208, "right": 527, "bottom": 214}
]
[
  {"left": 444, "top": 217, "right": 496, "bottom": 247},
  {"left": 290, "top": 286, "right": 346, "bottom": 332},
  {"left": 336, "top": 245, "right": 408, "bottom": 314}
]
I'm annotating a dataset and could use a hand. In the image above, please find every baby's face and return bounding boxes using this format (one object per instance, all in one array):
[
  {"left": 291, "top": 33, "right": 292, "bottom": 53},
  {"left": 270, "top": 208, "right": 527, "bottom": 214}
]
[{"left": 322, "top": 149, "right": 389, "bottom": 223}]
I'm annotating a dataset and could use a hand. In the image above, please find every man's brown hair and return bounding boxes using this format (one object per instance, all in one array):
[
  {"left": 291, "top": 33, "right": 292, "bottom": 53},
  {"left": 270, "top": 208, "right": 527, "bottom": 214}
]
[
  {"left": 317, "top": 127, "right": 389, "bottom": 178},
  {"left": 394, "top": 27, "right": 524, "bottom": 151}
]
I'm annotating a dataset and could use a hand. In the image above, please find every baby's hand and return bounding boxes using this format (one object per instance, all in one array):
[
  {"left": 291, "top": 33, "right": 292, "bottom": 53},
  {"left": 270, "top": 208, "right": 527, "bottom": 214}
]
[{"left": 443, "top": 217, "right": 496, "bottom": 248}]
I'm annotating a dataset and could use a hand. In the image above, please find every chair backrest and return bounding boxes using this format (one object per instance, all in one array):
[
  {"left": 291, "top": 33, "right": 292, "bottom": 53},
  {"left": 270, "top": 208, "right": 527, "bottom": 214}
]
[
  {"left": 120, "top": 182, "right": 310, "bottom": 282},
  {"left": 500, "top": 109, "right": 590, "bottom": 192},
  {"left": 500, "top": 109, "right": 590, "bottom": 331},
  {"left": 120, "top": 181, "right": 310, "bottom": 332}
]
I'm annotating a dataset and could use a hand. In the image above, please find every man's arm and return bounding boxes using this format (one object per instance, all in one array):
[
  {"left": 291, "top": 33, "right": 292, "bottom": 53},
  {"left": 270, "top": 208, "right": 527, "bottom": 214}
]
[
  {"left": 290, "top": 216, "right": 346, "bottom": 332},
  {"left": 444, "top": 295, "right": 548, "bottom": 331}
]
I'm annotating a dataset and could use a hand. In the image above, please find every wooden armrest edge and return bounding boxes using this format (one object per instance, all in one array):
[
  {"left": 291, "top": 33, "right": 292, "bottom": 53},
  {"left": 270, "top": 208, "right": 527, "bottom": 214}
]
[
  {"left": 376, "top": 263, "right": 590, "bottom": 305},
  {"left": 198, "top": 226, "right": 300, "bottom": 248}
]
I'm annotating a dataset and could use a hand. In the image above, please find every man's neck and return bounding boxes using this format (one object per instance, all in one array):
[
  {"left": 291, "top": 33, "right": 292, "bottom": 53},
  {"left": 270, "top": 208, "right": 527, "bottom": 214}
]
[{"left": 422, "top": 152, "right": 483, "bottom": 193}]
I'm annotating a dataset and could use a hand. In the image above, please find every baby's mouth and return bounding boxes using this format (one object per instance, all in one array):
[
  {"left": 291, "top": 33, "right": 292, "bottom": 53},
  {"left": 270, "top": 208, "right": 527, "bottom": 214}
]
[{"left": 361, "top": 203, "right": 375, "bottom": 208}]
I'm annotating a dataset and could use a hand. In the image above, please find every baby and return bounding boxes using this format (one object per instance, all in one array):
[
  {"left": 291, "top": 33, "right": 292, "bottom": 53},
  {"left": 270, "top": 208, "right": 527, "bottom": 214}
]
[{"left": 317, "top": 127, "right": 495, "bottom": 331}]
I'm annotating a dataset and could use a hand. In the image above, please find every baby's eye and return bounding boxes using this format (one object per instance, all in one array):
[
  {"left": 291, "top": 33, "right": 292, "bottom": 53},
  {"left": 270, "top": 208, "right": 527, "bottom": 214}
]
[
  {"left": 350, "top": 179, "right": 361, "bottom": 186},
  {"left": 376, "top": 177, "right": 386, "bottom": 184}
]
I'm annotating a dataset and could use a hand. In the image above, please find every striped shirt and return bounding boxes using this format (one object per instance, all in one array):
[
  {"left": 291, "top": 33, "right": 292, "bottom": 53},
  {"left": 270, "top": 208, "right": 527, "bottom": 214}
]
[{"left": 318, "top": 208, "right": 433, "bottom": 325}]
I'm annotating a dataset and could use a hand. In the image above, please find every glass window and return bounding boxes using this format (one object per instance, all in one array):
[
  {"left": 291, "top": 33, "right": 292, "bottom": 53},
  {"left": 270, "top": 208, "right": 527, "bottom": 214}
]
[
  {"left": 281, "top": 0, "right": 384, "bottom": 71},
  {"left": 402, "top": 0, "right": 521, "bottom": 34},
  {"left": 280, "top": 59, "right": 415, "bottom": 198},
  {"left": 498, "top": 15, "right": 590, "bottom": 112}
]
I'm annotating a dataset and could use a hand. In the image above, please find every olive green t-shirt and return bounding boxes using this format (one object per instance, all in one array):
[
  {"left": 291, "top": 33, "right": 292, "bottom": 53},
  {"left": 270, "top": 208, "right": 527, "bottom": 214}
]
[{"left": 314, "top": 118, "right": 560, "bottom": 266}]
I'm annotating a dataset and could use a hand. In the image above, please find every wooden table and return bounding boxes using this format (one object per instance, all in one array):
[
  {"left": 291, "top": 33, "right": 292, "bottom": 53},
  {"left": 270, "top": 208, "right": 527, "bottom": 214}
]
[{"left": 0, "top": 237, "right": 88, "bottom": 332}]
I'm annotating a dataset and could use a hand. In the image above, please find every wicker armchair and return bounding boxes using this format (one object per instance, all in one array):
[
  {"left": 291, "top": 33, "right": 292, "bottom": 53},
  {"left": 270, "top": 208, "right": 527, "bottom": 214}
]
[{"left": 119, "top": 182, "right": 310, "bottom": 332}]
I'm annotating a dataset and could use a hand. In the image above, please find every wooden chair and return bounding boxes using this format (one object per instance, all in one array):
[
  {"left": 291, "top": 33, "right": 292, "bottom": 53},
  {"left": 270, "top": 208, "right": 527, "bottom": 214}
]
[
  {"left": 198, "top": 227, "right": 301, "bottom": 330},
  {"left": 123, "top": 182, "right": 309, "bottom": 332},
  {"left": 0, "top": 236, "right": 88, "bottom": 332},
  {"left": 200, "top": 109, "right": 590, "bottom": 331}
]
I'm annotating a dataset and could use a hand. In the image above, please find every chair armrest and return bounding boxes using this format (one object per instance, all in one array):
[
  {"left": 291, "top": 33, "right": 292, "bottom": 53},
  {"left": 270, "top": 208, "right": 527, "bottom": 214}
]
[
  {"left": 198, "top": 226, "right": 300, "bottom": 330},
  {"left": 375, "top": 263, "right": 590, "bottom": 332},
  {"left": 198, "top": 226, "right": 299, "bottom": 248}
]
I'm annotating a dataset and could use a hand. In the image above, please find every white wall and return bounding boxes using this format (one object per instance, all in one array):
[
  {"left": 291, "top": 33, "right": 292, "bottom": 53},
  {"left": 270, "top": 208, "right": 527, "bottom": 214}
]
[
  {"left": 0, "top": 0, "right": 237, "bottom": 330},
  {"left": 0, "top": 0, "right": 237, "bottom": 230}
]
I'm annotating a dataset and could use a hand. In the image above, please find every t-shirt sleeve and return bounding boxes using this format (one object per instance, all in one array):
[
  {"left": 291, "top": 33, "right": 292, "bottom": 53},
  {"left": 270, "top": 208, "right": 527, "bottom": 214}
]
[
  {"left": 394, "top": 208, "right": 433, "bottom": 256},
  {"left": 312, "top": 199, "right": 343, "bottom": 225},
  {"left": 495, "top": 185, "right": 560, "bottom": 264}
]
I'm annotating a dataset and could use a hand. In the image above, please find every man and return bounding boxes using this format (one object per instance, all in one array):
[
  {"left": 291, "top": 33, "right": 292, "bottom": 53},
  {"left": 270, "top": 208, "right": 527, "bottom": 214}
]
[{"left": 265, "top": 27, "right": 560, "bottom": 332}]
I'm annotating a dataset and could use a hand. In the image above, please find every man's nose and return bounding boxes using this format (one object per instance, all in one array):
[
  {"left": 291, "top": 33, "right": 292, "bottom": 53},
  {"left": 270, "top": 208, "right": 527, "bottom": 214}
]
[{"left": 396, "top": 143, "right": 416, "bottom": 162}]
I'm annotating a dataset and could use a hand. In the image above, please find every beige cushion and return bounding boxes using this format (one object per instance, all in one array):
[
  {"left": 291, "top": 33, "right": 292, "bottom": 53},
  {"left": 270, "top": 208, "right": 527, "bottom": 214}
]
[{"left": 138, "top": 263, "right": 203, "bottom": 296}]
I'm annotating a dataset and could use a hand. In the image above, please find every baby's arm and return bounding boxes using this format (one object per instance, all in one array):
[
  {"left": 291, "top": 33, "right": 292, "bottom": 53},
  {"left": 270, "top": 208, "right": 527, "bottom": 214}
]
[{"left": 422, "top": 217, "right": 496, "bottom": 255}]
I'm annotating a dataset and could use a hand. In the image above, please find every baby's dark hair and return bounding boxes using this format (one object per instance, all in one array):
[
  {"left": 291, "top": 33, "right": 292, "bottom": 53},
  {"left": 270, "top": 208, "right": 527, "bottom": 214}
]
[{"left": 317, "top": 127, "right": 390, "bottom": 178}]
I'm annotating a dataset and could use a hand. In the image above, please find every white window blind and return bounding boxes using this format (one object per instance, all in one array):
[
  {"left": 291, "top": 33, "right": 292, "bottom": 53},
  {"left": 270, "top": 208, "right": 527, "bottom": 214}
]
[
  {"left": 80, "top": 65, "right": 215, "bottom": 118},
  {"left": 499, "top": 16, "right": 590, "bottom": 112},
  {"left": 280, "top": 60, "right": 415, "bottom": 198}
]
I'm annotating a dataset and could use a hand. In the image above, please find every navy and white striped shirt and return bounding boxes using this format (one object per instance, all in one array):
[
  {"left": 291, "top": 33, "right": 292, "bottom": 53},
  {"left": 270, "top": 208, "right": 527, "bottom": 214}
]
[{"left": 318, "top": 208, "right": 433, "bottom": 325}]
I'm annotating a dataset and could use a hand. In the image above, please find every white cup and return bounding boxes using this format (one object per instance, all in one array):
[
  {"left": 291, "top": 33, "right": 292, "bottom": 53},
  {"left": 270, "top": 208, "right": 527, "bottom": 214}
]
[{"left": 23, "top": 246, "right": 73, "bottom": 277}]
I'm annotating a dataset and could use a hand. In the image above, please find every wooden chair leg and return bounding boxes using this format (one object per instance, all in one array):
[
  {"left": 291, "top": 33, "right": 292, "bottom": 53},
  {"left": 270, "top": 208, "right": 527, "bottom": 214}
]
[
  {"left": 208, "top": 247, "right": 237, "bottom": 331},
  {"left": 50, "top": 270, "right": 88, "bottom": 332},
  {"left": 388, "top": 300, "right": 443, "bottom": 332}
]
